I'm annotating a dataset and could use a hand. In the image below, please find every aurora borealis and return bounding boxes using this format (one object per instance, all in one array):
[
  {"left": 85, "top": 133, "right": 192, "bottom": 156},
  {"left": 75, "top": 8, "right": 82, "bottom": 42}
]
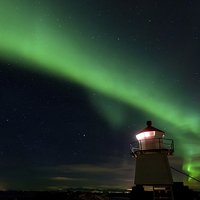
[{"left": 1, "top": 0, "right": 200, "bottom": 191}]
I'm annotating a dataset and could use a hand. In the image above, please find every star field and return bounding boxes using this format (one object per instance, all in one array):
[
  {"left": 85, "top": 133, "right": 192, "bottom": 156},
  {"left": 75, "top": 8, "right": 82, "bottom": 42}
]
[{"left": 0, "top": 0, "right": 200, "bottom": 191}]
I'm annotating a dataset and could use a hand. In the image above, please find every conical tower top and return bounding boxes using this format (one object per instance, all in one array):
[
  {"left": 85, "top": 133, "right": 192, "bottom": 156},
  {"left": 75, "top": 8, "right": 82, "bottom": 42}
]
[{"left": 140, "top": 121, "right": 165, "bottom": 133}]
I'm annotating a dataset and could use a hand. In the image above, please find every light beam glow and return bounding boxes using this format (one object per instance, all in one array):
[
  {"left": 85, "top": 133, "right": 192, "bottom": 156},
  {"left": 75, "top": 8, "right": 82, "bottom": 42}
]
[{"left": 136, "top": 131, "right": 155, "bottom": 140}]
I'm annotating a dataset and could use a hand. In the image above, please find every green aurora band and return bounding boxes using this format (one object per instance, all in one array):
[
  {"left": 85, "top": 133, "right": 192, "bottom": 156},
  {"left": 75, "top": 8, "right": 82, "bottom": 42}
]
[{"left": 1, "top": 1, "right": 200, "bottom": 183}]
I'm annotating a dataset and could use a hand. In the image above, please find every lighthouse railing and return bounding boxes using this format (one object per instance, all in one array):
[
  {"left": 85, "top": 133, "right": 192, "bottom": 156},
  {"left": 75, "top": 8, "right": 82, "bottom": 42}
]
[{"left": 130, "top": 138, "right": 174, "bottom": 156}]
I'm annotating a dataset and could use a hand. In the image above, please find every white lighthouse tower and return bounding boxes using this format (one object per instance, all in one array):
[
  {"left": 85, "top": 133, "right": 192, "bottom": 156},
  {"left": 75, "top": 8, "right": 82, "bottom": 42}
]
[{"left": 130, "top": 121, "right": 174, "bottom": 200}]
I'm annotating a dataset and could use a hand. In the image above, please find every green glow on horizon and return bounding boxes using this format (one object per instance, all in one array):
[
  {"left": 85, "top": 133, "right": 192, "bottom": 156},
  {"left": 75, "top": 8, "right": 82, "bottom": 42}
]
[
  {"left": 1, "top": 1, "right": 200, "bottom": 181},
  {"left": 183, "top": 161, "right": 200, "bottom": 181}
]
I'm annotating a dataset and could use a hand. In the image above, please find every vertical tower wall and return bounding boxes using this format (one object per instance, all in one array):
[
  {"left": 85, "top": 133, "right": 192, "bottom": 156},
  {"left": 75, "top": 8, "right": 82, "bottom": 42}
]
[{"left": 135, "top": 153, "right": 173, "bottom": 185}]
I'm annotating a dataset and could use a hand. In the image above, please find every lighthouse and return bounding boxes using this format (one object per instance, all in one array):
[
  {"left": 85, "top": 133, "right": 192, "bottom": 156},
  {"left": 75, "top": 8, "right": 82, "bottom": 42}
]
[{"left": 130, "top": 121, "right": 174, "bottom": 200}]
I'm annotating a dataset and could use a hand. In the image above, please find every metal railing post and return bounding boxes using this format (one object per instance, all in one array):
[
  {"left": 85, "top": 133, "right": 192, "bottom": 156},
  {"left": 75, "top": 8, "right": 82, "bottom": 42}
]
[{"left": 159, "top": 138, "right": 161, "bottom": 150}]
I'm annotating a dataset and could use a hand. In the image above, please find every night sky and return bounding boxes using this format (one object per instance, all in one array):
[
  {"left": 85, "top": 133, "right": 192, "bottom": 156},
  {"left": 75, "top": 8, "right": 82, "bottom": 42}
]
[{"left": 0, "top": 0, "right": 200, "bottom": 191}]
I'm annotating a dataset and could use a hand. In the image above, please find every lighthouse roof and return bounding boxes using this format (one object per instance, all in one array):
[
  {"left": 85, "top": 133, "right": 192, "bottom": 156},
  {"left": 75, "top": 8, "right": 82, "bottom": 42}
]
[{"left": 140, "top": 121, "right": 165, "bottom": 133}]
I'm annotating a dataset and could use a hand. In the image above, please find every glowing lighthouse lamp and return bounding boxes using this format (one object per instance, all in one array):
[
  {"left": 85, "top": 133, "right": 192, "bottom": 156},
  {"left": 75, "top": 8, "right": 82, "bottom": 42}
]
[{"left": 130, "top": 121, "right": 174, "bottom": 200}]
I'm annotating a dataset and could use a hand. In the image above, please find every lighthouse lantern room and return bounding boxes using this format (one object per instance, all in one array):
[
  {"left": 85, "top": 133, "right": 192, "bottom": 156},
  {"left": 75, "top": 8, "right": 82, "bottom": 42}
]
[{"left": 131, "top": 121, "right": 174, "bottom": 156}]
